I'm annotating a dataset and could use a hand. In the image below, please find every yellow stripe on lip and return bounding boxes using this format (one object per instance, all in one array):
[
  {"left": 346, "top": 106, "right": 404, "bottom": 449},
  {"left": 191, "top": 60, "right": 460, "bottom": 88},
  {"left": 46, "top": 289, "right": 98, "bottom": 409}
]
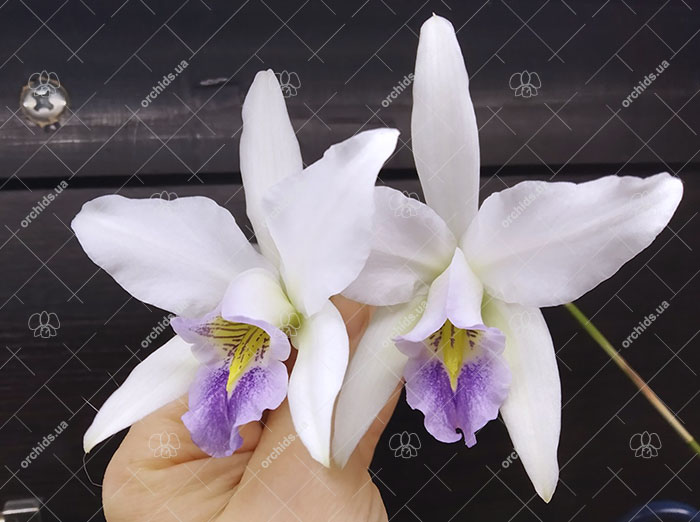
[
  {"left": 426, "top": 320, "right": 482, "bottom": 392},
  {"left": 199, "top": 317, "right": 271, "bottom": 394},
  {"left": 226, "top": 324, "right": 270, "bottom": 393}
]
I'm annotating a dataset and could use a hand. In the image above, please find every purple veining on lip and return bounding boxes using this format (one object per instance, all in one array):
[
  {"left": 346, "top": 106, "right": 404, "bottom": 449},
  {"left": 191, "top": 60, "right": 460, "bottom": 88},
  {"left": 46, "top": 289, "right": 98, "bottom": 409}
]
[
  {"left": 397, "top": 326, "right": 510, "bottom": 446},
  {"left": 171, "top": 311, "right": 290, "bottom": 458},
  {"left": 182, "top": 361, "right": 288, "bottom": 457}
]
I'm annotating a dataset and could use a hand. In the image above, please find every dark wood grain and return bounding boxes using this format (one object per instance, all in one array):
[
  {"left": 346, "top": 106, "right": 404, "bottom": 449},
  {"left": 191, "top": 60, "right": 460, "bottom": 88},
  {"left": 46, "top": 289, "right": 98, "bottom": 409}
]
[
  {"left": 1, "top": 170, "right": 698, "bottom": 521},
  {"left": 0, "top": 0, "right": 699, "bottom": 182}
]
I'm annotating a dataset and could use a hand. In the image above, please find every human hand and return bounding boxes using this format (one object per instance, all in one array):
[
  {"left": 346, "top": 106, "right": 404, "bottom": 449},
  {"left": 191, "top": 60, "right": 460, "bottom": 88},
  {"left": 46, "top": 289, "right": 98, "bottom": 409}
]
[{"left": 102, "top": 297, "right": 400, "bottom": 521}]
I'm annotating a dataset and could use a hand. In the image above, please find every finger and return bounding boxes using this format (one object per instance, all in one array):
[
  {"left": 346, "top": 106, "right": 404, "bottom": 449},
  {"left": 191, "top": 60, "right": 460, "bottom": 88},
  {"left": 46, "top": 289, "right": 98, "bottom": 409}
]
[
  {"left": 331, "top": 294, "right": 373, "bottom": 343},
  {"left": 249, "top": 295, "right": 371, "bottom": 468},
  {"left": 347, "top": 380, "right": 403, "bottom": 469},
  {"left": 109, "top": 396, "right": 262, "bottom": 469},
  {"left": 103, "top": 396, "right": 261, "bottom": 521},
  {"left": 222, "top": 298, "right": 373, "bottom": 507}
]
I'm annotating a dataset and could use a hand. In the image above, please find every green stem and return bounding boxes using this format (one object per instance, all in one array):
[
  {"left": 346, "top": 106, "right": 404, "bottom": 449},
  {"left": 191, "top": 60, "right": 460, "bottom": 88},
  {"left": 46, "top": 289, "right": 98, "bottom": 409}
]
[{"left": 564, "top": 302, "right": 700, "bottom": 457}]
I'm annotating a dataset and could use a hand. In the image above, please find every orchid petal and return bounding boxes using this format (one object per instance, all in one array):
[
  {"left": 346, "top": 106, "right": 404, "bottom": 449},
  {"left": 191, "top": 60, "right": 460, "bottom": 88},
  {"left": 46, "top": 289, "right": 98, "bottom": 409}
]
[
  {"left": 342, "top": 187, "right": 456, "bottom": 306},
  {"left": 288, "top": 300, "right": 349, "bottom": 466},
  {"left": 482, "top": 298, "right": 560, "bottom": 502},
  {"left": 332, "top": 296, "right": 427, "bottom": 467},
  {"left": 241, "top": 70, "right": 303, "bottom": 264},
  {"left": 264, "top": 128, "right": 399, "bottom": 317},
  {"left": 462, "top": 173, "right": 683, "bottom": 307},
  {"left": 72, "top": 195, "right": 268, "bottom": 318},
  {"left": 83, "top": 335, "right": 198, "bottom": 452},
  {"left": 412, "top": 15, "right": 480, "bottom": 238}
]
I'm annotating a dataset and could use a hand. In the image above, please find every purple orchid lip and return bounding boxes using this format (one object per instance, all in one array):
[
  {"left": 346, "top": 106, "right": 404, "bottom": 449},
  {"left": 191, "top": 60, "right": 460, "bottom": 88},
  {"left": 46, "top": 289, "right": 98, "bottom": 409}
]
[
  {"left": 172, "top": 312, "right": 290, "bottom": 457},
  {"left": 396, "top": 320, "right": 510, "bottom": 446}
]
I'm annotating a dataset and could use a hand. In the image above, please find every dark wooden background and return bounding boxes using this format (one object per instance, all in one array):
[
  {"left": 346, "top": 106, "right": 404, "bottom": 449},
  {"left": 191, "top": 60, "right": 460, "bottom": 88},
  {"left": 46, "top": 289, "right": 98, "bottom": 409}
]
[{"left": 1, "top": 1, "right": 699, "bottom": 521}]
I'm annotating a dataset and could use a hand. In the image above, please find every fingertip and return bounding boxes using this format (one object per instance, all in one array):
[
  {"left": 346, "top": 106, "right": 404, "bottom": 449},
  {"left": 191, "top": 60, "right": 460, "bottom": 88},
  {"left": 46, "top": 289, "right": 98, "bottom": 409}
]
[{"left": 330, "top": 295, "right": 372, "bottom": 348}]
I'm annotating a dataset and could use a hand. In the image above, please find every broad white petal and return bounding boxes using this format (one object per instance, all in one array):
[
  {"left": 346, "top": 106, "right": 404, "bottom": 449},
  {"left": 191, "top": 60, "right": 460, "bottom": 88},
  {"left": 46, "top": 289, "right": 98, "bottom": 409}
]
[
  {"left": 332, "top": 296, "right": 426, "bottom": 467},
  {"left": 482, "top": 298, "right": 560, "bottom": 502},
  {"left": 84, "top": 335, "right": 199, "bottom": 452},
  {"left": 412, "top": 15, "right": 480, "bottom": 238},
  {"left": 462, "top": 173, "right": 683, "bottom": 307},
  {"left": 288, "top": 300, "right": 349, "bottom": 466},
  {"left": 221, "top": 267, "right": 297, "bottom": 332},
  {"left": 72, "top": 195, "right": 268, "bottom": 318},
  {"left": 241, "top": 70, "right": 303, "bottom": 264},
  {"left": 264, "top": 128, "right": 399, "bottom": 317},
  {"left": 401, "top": 248, "right": 484, "bottom": 347},
  {"left": 343, "top": 186, "right": 456, "bottom": 306}
]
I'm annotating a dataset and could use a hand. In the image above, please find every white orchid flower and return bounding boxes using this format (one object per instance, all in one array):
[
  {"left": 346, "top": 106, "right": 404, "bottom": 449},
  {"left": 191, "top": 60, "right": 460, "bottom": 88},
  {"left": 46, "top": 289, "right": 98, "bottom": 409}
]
[
  {"left": 333, "top": 15, "right": 682, "bottom": 501},
  {"left": 73, "top": 69, "right": 399, "bottom": 466}
]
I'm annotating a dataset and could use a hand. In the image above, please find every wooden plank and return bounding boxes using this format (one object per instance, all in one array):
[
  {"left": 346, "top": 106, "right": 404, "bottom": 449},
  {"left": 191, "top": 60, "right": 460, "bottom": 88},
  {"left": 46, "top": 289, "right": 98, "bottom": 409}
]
[{"left": 0, "top": 0, "right": 699, "bottom": 181}]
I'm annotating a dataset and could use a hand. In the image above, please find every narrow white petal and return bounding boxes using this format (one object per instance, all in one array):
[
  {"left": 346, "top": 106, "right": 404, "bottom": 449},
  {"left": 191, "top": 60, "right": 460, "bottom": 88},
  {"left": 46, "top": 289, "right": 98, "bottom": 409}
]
[
  {"left": 241, "top": 70, "right": 303, "bottom": 264},
  {"left": 482, "top": 298, "right": 560, "bottom": 502},
  {"left": 221, "top": 267, "right": 297, "bottom": 331},
  {"left": 84, "top": 335, "right": 199, "bottom": 452},
  {"left": 72, "top": 195, "right": 268, "bottom": 318},
  {"left": 412, "top": 15, "right": 480, "bottom": 238},
  {"left": 343, "top": 186, "right": 456, "bottom": 306},
  {"left": 332, "top": 296, "right": 427, "bottom": 467},
  {"left": 264, "top": 128, "right": 399, "bottom": 317},
  {"left": 288, "top": 301, "right": 349, "bottom": 466},
  {"left": 462, "top": 173, "right": 683, "bottom": 307}
]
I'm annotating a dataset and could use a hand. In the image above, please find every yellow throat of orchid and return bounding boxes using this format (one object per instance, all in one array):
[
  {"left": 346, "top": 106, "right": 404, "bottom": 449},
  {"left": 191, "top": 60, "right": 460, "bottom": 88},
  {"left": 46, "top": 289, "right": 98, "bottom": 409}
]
[
  {"left": 204, "top": 317, "right": 271, "bottom": 393},
  {"left": 427, "top": 320, "right": 482, "bottom": 392}
]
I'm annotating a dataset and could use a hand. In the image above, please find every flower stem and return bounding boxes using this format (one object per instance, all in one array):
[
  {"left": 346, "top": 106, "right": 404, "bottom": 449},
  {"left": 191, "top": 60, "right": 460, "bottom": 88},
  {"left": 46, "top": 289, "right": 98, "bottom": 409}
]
[{"left": 564, "top": 302, "right": 700, "bottom": 457}]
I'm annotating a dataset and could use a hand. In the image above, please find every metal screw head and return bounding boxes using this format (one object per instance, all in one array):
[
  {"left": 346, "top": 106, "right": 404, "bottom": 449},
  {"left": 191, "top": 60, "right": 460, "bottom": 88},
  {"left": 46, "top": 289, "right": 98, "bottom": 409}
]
[
  {"left": 20, "top": 71, "right": 68, "bottom": 128},
  {"left": 1, "top": 498, "right": 42, "bottom": 522}
]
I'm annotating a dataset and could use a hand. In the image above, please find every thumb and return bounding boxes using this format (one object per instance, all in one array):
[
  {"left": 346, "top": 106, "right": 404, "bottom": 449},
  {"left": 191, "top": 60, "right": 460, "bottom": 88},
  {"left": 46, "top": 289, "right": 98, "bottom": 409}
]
[{"left": 244, "top": 296, "right": 373, "bottom": 475}]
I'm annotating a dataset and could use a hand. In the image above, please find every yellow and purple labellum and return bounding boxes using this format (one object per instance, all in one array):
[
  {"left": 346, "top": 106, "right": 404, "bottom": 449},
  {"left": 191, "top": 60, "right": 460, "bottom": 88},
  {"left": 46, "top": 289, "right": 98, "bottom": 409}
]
[
  {"left": 171, "top": 312, "right": 289, "bottom": 458},
  {"left": 396, "top": 320, "right": 510, "bottom": 447}
]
